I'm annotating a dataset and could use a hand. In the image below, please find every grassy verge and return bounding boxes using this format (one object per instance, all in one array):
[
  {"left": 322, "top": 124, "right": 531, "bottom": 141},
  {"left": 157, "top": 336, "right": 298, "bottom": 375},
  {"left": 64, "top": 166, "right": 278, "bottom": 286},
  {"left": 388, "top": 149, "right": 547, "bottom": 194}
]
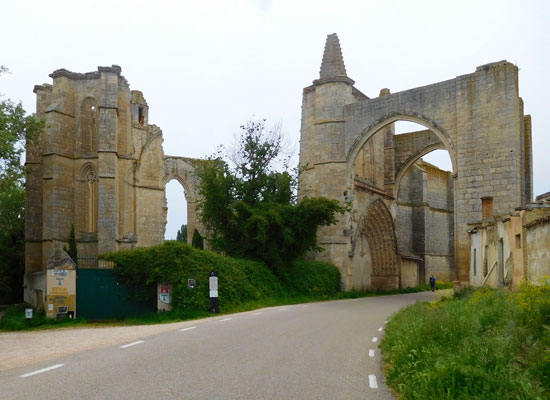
[
  {"left": 0, "top": 304, "right": 86, "bottom": 331},
  {"left": 0, "top": 282, "right": 452, "bottom": 331},
  {"left": 380, "top": 283, "right": 550, "bottom": 399}
]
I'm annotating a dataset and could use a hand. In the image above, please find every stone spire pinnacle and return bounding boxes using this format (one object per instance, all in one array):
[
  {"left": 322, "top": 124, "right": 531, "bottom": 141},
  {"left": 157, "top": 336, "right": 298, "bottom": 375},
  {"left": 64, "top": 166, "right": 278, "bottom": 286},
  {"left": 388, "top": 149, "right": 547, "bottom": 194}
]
[{"left": 319, "top": 33, "right": 347, "bottom": 79}]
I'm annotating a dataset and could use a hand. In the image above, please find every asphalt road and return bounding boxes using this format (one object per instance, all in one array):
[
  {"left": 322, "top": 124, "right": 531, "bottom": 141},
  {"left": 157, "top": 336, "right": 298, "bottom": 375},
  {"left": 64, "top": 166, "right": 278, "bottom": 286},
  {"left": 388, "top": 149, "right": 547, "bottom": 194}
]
[{"left": 0, "top": 292, "right": 434, "bottom": 399}]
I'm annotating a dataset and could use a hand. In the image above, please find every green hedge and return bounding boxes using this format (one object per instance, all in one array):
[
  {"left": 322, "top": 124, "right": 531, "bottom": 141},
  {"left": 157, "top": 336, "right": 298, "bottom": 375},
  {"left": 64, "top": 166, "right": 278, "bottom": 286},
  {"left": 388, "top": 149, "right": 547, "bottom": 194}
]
[
  {"left": 100, "top": 241, "right": 341, "bottom": 313},
  {"left": 279, "top": 259, "right": 341, "bottom": 296}
]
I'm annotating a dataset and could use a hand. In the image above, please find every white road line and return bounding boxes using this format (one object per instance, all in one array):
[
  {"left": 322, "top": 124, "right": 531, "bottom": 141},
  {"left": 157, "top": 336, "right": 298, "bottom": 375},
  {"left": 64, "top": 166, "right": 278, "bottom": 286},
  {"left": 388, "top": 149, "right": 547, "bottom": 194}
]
[
  {"left": 279, "top": 308, "right": 287, "bottom": 311},
  {"left": 378, "top": 327, "right": 383, "bottom": 332},
  {"left": 120, "top": 340, "right": 145, "bottom": 349},
  {"left": 180, "top": 326, "right": 197, "bottom": 332},
  {"left": 220, "top": 317, "right": 232, "bottom": 322},
  {"left": 20, "top": 364, "right": 64, "bottom": 378},
  {"left": 252, "top": 312, "right": 262, "bottom": 315},
  {"left": 384, "top": 320, "right": 388, "bottom": 324},
  {"left": 372, "top": 337, "right": 378, "bottom": 343},
  {"left": 369, "top": 374, "right": 378, "bottom": 389},
  {"left": 369, "top": 349, "right": 375, "bottom": 357}
]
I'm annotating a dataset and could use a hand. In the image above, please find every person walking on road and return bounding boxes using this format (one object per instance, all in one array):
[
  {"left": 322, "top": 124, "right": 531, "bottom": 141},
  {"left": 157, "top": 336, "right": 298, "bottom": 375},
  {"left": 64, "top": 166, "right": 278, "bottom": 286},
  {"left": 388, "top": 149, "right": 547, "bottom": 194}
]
[{"left": 429, "top": 275, "right": 436, "bottom": 292}]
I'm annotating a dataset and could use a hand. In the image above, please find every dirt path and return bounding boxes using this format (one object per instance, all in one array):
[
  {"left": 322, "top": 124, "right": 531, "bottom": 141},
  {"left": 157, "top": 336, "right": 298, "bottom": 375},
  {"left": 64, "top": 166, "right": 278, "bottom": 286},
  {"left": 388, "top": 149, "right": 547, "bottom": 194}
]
[{"left": 0, "top": 319, "right": 208, "bottom": 371}]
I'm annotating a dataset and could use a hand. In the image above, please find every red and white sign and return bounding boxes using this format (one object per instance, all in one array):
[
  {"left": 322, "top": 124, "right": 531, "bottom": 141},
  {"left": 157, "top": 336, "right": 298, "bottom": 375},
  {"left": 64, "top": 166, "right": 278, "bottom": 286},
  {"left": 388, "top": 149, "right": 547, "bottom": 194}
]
[{"left": 159, "top": 284, "right": 171, "bottom": 304}]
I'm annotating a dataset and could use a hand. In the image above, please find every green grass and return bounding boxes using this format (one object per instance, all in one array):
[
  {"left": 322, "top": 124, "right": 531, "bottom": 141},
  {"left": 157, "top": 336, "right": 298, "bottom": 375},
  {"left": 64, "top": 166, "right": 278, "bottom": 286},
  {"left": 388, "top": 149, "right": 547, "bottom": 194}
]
[
  {"left": 380, "top": 283, "right": 550, "bottom": 399},
  {"left": 0, "top": 304, "right": 86, "bottom": 331}
]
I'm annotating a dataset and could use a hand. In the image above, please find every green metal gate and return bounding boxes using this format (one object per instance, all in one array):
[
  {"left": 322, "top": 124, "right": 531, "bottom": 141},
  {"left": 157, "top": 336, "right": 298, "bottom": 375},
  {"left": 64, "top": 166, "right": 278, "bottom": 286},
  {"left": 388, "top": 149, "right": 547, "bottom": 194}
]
[{"left": 76, "top": 268, "right": 155, "bottom": 320}]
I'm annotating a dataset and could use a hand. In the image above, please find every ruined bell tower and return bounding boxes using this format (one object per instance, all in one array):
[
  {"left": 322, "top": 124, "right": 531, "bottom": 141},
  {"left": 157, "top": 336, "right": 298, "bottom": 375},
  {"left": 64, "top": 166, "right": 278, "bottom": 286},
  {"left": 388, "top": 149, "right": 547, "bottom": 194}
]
[{"left": 25, "top": 66, "right": 170, "bottom": 305}]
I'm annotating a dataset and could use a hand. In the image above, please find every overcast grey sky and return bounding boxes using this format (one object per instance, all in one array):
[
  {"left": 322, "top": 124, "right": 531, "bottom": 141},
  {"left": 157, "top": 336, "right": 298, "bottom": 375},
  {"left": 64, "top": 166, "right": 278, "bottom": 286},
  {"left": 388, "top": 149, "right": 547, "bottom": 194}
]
[{"left": 2, "top": 0, "right": 549, "bottom": 239}]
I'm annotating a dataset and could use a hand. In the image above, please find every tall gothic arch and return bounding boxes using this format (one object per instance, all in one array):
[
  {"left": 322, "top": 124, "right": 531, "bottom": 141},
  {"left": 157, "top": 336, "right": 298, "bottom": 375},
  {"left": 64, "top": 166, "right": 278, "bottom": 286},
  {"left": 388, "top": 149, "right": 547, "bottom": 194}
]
[
  {"left": 358, "top": 200, "right": 400, "bottom": 289},
  {"left": 76, "top": 163, "right": 98, "bottom": 233}
]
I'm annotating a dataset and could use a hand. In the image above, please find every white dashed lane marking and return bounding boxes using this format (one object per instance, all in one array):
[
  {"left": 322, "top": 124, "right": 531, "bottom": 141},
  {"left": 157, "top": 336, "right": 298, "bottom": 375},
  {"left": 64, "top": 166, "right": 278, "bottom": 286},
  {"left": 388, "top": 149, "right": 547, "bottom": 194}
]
[
  {"left": 120, "top": 340, "right": 145, "bottom": 349},
  {"left": 378, "top": 327, "right": 383, "bottom": 332},
  {"left": 369, "top": 349, "right": 375, "bottom": 357},
  {"left": 372, "top": 337, "right": 378, "bottom": 343},
  {"left": 252, "top": 312, "right": 262, "bottom": 315},
  {"left": 180, "top": 326, "right": 197, "bottom": 332},
  {"left": 278, "top": 308, "right": 287, "bottom": 311},
  {"left": 20, "top": 364, "right": 64, "bottom": 378},
  {"left": 369, "top": 374, "right": 378, "bottom": 389},
  {"left": 220, "top": 317, "right": 232, "bottom": 322}
]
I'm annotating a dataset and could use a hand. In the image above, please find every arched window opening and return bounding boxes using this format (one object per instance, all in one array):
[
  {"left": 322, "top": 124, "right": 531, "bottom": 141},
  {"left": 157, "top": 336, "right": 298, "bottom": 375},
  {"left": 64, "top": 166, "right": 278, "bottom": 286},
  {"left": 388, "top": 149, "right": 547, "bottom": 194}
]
[
  {"left": 138, "top": 106, "right": 145, "bottom": 125},
  {"left": 165, "top": 179, "right": 188, "bottom": 242},
  {"left": 80, "top": 97, "right": 98, "bottom": 154},
  {"left": 76, "top": 164, "right": 98, "bottom": 234}
]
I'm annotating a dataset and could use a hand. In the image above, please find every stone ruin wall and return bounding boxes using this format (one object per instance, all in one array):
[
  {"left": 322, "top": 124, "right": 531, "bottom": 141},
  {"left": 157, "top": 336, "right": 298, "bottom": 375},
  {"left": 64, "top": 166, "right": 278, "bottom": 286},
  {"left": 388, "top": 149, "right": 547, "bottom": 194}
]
[
  {"left": 397, "top": 159, "right": 455, "bottom": 282},
  {"left": 25, "top": 66, "right": 202, "bottom": 277},
  {"left": 25, "top": 34, "right": 534, "bottom": 294},
  {"left": 298, "top": 34, "right": 532, "bottom": 290}
]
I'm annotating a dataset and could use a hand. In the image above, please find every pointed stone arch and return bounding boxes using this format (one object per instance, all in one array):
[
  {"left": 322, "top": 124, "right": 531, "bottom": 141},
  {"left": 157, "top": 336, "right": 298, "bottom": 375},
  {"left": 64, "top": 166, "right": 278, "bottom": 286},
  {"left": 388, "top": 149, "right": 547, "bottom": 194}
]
[
  {"left": 75, "top": 162, "right": 98, "bottom": 234},
  {"left": 347, "top": 113, "right": 457, "bottom": 182},
  {"left": 357, "top": 199, "right": 400, "bottom": 290}
]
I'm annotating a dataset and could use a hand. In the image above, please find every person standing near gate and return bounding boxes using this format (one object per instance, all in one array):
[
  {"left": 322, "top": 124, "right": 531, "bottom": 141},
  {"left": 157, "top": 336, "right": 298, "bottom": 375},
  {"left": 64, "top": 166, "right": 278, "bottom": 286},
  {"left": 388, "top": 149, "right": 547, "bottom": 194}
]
[{"left": 429, "top": 275, "right": 436, "bottom": 292}]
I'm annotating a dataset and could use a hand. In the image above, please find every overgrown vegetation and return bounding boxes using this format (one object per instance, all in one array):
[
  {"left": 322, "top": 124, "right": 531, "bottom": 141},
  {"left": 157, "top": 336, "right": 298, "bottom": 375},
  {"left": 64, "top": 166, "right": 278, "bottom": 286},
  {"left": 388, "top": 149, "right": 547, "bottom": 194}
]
[
  {"left": 381, "top": 282, "right": 550, "bottom": 399},
  {"left": 0, "top": 304, "right": 85, "bottom": 331},
  {"left": 100, "top": 241, "right": 342, "bottom": 314},
  {"left": 1, "top": 240, "right": 453, "bottom": 331},
  {"left": 0, "top": 67, "right": 44, "bottom": 304},
  {"left": 1, "top": 280, "right": 455, "bottom": 331},
  {"left": 196, "top": 119, "right": 347, "bottom": 273}
]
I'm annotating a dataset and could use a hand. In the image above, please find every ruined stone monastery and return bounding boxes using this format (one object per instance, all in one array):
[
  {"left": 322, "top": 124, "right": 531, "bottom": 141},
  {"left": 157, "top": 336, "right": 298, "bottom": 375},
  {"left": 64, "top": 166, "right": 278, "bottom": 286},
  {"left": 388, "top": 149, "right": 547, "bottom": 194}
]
[{"left": 25, "top": 34, "right": 548, "bottom": 305}]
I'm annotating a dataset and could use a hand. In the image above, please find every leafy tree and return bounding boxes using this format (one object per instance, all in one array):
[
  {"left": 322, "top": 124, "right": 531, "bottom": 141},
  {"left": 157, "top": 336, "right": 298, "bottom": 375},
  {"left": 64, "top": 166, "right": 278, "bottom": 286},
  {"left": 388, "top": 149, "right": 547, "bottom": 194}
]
[
  {"left": 63, "top": 224, "right": 78, "bottom": 264},
  {"left": 197, "top": 119, "right": 346, "bottom": 273},
  {"left": 0, "top": 67, "right": 44, "bottom": 303},
  {"left": 176, "top": 224, "right": 187, "bottom": 242},
  {"left": 191, "top": 229, "right": 204, "bottom": 249}
]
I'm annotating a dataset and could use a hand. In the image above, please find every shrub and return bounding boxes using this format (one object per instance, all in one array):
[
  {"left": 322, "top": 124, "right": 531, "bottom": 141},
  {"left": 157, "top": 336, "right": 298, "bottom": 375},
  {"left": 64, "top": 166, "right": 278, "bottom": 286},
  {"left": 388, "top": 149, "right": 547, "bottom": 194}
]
[
  {"left": 280, "top": 259, "right": 341, "bottom": 297},
  {"left": 101, "top": 242, "right": 343, "bottom": 314},
  {"left": 102, "top": 241, "right": 285, "bottom": 313}
]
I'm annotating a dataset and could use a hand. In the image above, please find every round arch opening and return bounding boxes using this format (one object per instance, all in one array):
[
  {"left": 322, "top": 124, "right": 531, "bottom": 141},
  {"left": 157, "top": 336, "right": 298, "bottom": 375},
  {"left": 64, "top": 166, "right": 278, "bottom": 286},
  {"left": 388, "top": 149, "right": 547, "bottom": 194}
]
[{"left": 164, "top": 179, "right": 188, "bottom": 241}]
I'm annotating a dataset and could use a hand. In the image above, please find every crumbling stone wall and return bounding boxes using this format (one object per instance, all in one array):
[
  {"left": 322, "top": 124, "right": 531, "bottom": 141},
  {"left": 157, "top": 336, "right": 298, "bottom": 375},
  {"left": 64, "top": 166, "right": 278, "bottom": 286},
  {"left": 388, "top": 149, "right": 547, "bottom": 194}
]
[
  {"left": 163, "top": 156, "right": 203, "bottom": 243},
  {"left": 396, "top": 160, "right": 454, "bottom": 283},
  {"left": 299, "top": 34, "right": 532, "bottom": 290},
  {"left": 469, "top": 194, "right": 550, "bottom": 290},
  {"left": 523, "top": 198, "right": 550, "bottom": 283},
  {"left": 25, "top": 67, "right": 202, "bottom": 299}
]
